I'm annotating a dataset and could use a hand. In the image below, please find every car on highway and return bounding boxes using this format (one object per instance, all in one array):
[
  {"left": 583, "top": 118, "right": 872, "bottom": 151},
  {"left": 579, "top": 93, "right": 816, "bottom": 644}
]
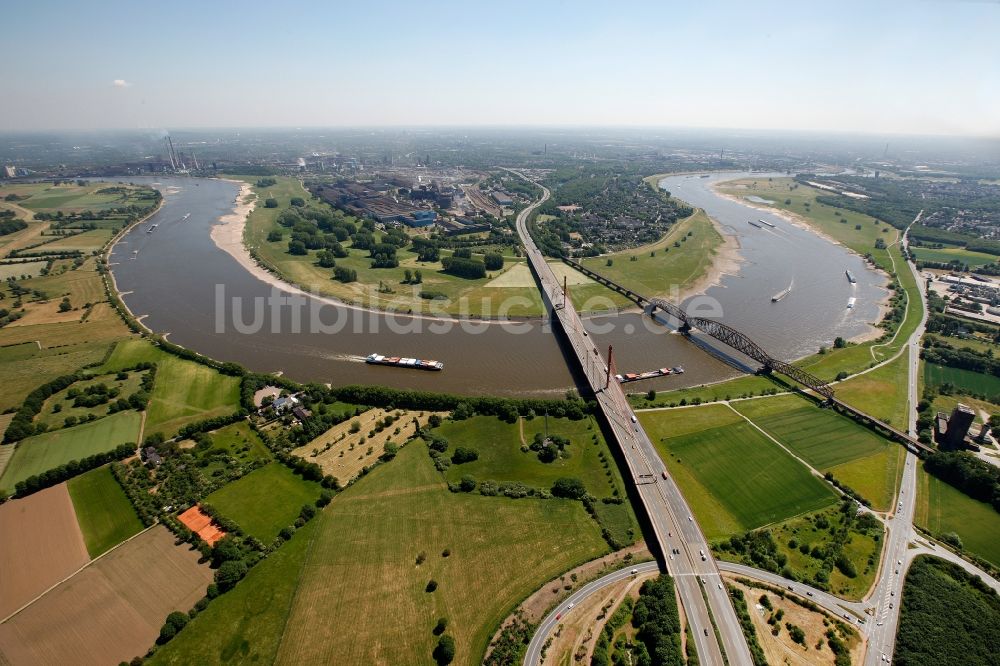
[
  {"left": 806, "top": 591, "right": 813, "bottom": 597},
  {"left": 703, "top": 628, "right": 709, "bottom": 636},
  {"left": 662, "top": 471, "right": 668, "bottom": 479},
  {"left": 688, "top": 515, "right": 693, "bottom": 522},
  {"left": 630, "top": 415, "right": 637, "bottom": 423},
  {"left": 630, "top": 568, "right": 638, "bottom": 575},
  {"left": 566, "top": 602, "right": 574, "bottom": 610},
  {"left": 717, "top": 583, "right": 723, "bottom": 590}
]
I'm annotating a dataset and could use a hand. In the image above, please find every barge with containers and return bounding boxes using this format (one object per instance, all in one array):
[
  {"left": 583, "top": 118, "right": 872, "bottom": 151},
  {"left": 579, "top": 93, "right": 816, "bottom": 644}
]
[{"left": 366, "top": 353, "right": 443, "bottom": 371}]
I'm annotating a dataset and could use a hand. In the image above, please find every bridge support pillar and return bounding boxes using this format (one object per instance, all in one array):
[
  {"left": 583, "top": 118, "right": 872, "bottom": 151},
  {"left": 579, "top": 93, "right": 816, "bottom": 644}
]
[
  {"left": 678, "top": 321, "right": 692, "bottom": 335},
  {"left": 757, "top": 365, "right": 773, "bottom": 376}
]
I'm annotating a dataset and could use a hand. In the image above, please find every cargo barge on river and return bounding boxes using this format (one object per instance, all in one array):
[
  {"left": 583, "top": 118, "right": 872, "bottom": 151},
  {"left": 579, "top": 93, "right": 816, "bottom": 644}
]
[{"left": 366, "top": 353, "right": 443, "bottom": 371}]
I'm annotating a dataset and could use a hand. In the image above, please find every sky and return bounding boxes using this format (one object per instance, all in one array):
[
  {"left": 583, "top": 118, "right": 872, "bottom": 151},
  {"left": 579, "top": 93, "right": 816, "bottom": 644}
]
[{"left": 2, "top": 0, "right": 998, "bottom": 136}]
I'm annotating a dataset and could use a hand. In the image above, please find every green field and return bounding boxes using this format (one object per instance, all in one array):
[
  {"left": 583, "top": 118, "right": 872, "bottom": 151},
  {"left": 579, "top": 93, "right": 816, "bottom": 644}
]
[
  {"left": 640, "top": 405, "right": 837, "bottom": 539},
  {"left": 0, "top": 410, "right": 141, "bottom": 493},
  {"left": 152, "top": 442, "right": 607, "bottom": 665},
  {"left": 67, "top": 465, "right": 144, "bottom": 557},
  {"left": 434, "top": 414, "right": 623, "bottom": 498},
  {"left": 911, "top": 245, "right": 998, "bottom": 268},
  {"left": 576, "top": 208, "right": 724, "bottom": 300},
  {"left": 924, "top": 362, "right": 1000, "bottom": 398},
  {"left": 98, "top": 340, "right": 241, "bottom": 437},
  {"left": 915, "top": 464, "right": 1000, "bottom": 567},
  {"left": 732, "top": 394, "right": 902, "bottom": 509},
  {"left": 204, "top": 463, "right": 321, "bottom": 543}
]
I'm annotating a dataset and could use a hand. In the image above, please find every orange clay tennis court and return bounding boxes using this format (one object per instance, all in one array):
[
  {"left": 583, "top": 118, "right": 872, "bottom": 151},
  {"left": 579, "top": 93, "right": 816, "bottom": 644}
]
[{"left": 177, "top": 505, "right": 226, "bottom": 545}]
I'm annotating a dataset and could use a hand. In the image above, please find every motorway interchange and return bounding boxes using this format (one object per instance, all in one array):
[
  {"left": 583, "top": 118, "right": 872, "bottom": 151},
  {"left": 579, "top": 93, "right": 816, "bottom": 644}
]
[{"left": 511, "top": 185, "right": 1000, "bottom": 666}]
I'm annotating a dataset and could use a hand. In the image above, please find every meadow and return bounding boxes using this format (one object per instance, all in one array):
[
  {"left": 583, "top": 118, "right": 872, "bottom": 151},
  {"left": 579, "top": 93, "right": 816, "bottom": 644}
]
[
  {"left": 434, "top": 414, "right": 623, "bottom": 498},
  {"left": 67, "top": 465, "right": 144, "bottom": 558},
  {"left": 203, "top": 463, "right": 321, "bottom": 543},
  {"left": 639, "top": 405, "right": 837, "bottom": 539},
  {"left": 0, "top": 410, "right": 141, "bottom": 493},
  {"left": 150, "top": 443, "right": 608, "bottom": 665},
  {"left": 36, "top": 370, "right": 148, "bottom": 431}
]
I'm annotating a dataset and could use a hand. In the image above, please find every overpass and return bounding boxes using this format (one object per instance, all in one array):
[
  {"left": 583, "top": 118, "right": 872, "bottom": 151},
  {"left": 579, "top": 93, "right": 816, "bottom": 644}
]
[
  {"left": 514, "top": 179, "right": 754, "bottom": 665},
  {"left": 562, "top": 256, "right": 934, "bottom": 455}
]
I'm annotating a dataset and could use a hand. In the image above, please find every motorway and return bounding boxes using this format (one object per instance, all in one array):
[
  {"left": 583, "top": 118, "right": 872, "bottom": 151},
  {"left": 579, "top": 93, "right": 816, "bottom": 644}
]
[{"left": 512, "top": 177, "right": 754, "bottom": 666}]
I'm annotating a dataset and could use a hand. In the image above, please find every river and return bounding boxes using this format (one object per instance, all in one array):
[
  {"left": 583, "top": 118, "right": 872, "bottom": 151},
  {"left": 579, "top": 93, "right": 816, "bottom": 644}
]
[{"left": 107, "top": 173, "right": 886, "bottom": 396}]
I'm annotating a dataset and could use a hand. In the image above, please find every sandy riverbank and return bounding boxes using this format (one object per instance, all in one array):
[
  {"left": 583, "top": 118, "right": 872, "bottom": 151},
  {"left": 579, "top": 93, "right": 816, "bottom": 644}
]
[
  {"left": 678, "top": 211, "right": 743, "bottom": 304},
  {"left": 712, "top": 180, "right": 891, "bottom": 344}
]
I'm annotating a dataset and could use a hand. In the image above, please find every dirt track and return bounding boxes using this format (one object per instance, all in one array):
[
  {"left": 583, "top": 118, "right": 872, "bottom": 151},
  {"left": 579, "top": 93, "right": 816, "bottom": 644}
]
[
  {"left": 0, "top": 525, "right": 212, "bottom": 665},
  {"left": 0, "top": 483, "right": 89, "bottom": 618}
]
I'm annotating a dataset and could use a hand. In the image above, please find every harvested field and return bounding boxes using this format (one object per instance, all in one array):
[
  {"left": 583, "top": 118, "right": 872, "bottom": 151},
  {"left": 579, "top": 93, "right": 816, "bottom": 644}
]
[
  {"left": 0, "top": 525, "right": 213, "bottom": 666},
  {"left": 0, "top": 261, "right": 48, "bottom": 280},
  {"left": 0, "top": 484, "right": 89, "bottom": 619},
  {"left": 291, "top": 407, "right": 444, "bottom": 485},
  {"left": 4, "top": 300, "right": 82, "bottom": 327}
]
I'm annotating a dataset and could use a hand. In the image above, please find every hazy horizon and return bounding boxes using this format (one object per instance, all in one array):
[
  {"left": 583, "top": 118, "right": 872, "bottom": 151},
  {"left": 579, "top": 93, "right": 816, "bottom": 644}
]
[{"left": 3, "top": 0, "right": 998, "bottom": 137}]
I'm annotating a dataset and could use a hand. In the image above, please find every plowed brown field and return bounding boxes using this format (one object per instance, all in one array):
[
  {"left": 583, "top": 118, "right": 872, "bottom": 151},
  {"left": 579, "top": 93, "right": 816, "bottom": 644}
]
[
  {"left": 0, "top": 525, "right": 213, "bottom": 665},
  {"left": 0, "top": 483, "right": 89, "bottom": 619}
]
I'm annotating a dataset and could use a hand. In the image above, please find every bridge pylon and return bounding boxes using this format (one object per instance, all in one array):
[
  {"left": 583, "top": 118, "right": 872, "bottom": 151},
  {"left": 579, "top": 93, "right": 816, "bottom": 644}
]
[{"left": 678, "top": 320, "right": 692, "bottom": 335}]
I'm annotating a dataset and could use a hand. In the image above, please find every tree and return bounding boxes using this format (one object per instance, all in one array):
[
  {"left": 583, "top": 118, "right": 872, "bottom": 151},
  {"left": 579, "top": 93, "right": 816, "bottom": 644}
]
[
  {"left": 425, "top": 579, "right": 438, "bottom": 592},
  {"left": 458, "top": 475, "right": 476, "bottom": 492},
  {"left": 333, "top": 266, "right": 357, "bottom": 283},
  {"left": 267, "top": 230, "right": 283, "bottom": 242},
  {"left": 290, "top": 197, "right": 305, "bottom": 207},
  {"left": 433, "top": 635, "right": 455, "bottom": 665},
  {"left": 451, "top": 447, "right": 479, "bottom": 464},
  {"left": 484, "top": 253, "right": 504, "bottom": 271},
  {"left": 833, "top": 336, "right": 846, "bottom": 348},
  {"left": 537, "top": 445, "right": 557, "bottom": 463},
  {"left": 264, "top": 198, "right": 278, "bottom": 208},
  {"left": 288, "top": 240, "right": 307, "bottom": 255},
  {"left": 58, "top": 297, "right": 72, "bottom": 312},
  {"left": 316, "top": 250, "right": 336, "bottom": 268},
  {"left": 433, "top": 617, "right": 449, "bottom": 635},
  {"left": 551, "top": 477, "right": 586, "bottom": 499},
  {"left": 215, "top": 559, "right": 248, "bottom": 591},
  {"left": 404, "top": 268, "right": 413, "bottom": 283},
  {"left": 414, "top": 269, "right": 423, "bottom": 284}
]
